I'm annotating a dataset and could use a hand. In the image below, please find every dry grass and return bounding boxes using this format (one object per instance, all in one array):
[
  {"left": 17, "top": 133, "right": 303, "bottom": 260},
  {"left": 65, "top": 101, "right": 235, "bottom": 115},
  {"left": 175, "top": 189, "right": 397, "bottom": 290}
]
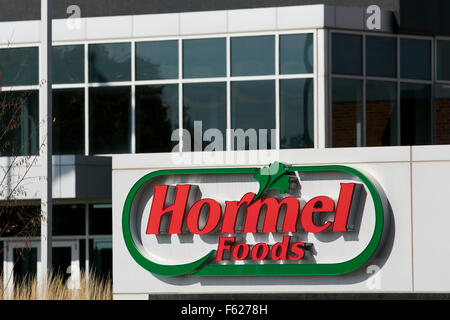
[{"left": 0, "top": 271, "right": 112, "bottom": 300}]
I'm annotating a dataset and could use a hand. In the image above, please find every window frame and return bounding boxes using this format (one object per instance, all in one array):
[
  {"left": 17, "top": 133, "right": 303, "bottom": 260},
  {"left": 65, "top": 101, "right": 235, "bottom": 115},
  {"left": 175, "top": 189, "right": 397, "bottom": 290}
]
[
  {"left": 436, "top": 36, "right": 450, "bottom": 84},
  {"left": 328, "top": 30, "right": 435, "bottom": 147},
  {"left": 0, "top": 201, "right": 112, "bottom": 278},
  {"left": 2, "top": 30, "right": 318, "bottom": 156},
  {"left": 434, "top": 36, "right": 450, "bottom": 145},
  {"left": 0, "top": 44, "right": 39, "bottom": 87}
]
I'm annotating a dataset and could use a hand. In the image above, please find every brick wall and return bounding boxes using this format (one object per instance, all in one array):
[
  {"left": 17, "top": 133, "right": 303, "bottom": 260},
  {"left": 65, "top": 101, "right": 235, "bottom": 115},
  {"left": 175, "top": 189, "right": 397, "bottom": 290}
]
[
  {"left": 436, "top": 98, "right": 450, "bottom": 144},
  {"left": 332, "top": 101, "right": 359, "bottom": 147},
  {"left": 366, "top": 100, "right": 396, "bottom": 146},
  {"left": 333, "top": 100, "right": 396, "bottom": 147}
]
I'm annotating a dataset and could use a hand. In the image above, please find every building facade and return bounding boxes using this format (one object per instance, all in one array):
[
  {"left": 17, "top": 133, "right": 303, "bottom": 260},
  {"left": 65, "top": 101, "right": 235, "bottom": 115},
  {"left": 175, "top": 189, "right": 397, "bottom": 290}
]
[{"left": 1, "top": 0, "right": 450, "bottom": 298}]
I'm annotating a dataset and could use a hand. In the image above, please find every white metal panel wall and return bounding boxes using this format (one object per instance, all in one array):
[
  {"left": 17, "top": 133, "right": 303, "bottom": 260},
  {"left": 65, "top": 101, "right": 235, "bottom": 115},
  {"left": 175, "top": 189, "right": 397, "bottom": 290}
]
[
  {"left": 411, "top": 146, "right": 450, "bottom": 292},
  {"left": 112, "top": 146, "right": 450, "bottom": 297},
  {"left": 0, "top": 4, "right": 395, "bottom": 46}
]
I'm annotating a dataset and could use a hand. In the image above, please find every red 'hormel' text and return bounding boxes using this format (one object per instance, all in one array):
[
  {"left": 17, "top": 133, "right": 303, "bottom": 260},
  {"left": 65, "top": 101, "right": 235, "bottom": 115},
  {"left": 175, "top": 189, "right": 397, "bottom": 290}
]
[{"left": 146, "top": 183, "right": 358, "bottom": 262}]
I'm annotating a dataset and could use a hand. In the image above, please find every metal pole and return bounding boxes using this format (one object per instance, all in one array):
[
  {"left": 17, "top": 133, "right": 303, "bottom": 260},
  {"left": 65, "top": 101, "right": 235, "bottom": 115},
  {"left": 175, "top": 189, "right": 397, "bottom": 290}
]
[{"left": 39, "top": 0, "right": 52, "bottom": 297}]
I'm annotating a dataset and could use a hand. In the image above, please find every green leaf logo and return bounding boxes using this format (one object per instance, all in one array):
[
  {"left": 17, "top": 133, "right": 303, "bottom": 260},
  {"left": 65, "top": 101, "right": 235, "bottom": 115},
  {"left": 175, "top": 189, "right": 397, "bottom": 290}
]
[{"left": 253, "top": 162, "right": 290, "bottom": 200}]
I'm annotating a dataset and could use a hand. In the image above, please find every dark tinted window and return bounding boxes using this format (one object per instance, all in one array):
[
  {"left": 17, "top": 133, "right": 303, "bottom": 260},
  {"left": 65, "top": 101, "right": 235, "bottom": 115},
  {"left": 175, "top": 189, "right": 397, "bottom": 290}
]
[
  {"left": 135, "top": 40, "right": 178, "bottom": 80},
  {"left": 0, "top": 47, "right": 38, "bottom": 86},
  {"left": 89, "top": 239, "right": 112, "bottom": 279},
  {"left": 437, "top": 40, "right": 450, "bottom": 81},
  {"left": 183, "top": 82, "right": 226, "bottom": 151},
  {"left": 136, "top": 84, "right": 178, "bottom": 153},
  {"left": 53, "top": 88, "right": 85, "bottom": 155},
  {"left": 89, "top": 86, "right": 131, "bottom": 154},
  {"left": 183, "top": 38, "right": 226, "bottom": 78},
  {"left": 231, "top": 36, "right": 275, "bottom": 76},
  {"left": 0, "top": 90, "right": 39, "bottom": 156},
  {"left": 366, "top": 36, "right": 397, "bottom": 78},
  {"left": 53, "top": 45, "right": 84, "bottom": 84},
  {"left": 332, "top": 33, "right": 362, "bottom": 76},
  {"left": 366, "top": 81, "right": 398, "bottom": 146},
  {"left": 280, "top": 78, "right": 314, "bottom": 149},
  {"left": 400, "top": 38, "right": 431, "bottom": 80},
  {"left": 0, "top": 205, "right": 41, "bottom": 237},
  {"left": 400, "top": 83, "right": 431, "bottom": 145},
  {"left": 332, "top": 78, "right": 363, "bottom": 147},
  {"left": 52, "top": 247, "right": 72, "bottom": 282},
  {"left": 279, "top": 33, "right": 313, "bottom": 74},
  {"left": 89, "top": 204, "right": 112, "bottom": 235},
  {"left": 53, "top": 204, "right": 85, "bottom": 236},
  {"left": 231, "top": 80, "right": 275, "bottom": 150},
  {"left": 14, "top": 248, "right": 37, "bottom": 285},
  {"left": 89, "top": 43, "right": 131, "bottom": 82}
]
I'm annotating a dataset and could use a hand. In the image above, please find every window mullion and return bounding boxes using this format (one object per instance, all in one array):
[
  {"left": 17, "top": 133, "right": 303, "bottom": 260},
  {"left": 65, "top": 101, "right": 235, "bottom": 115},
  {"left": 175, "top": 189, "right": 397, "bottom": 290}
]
[
  {"left": 84, "top": 43, "right": 89, "bottom": 156},
  {"left": 178, "top": 38, "right": 183, "bottom": 152},
  {"left": 275, "top": 33, "right": 280, "bottom": 150},
  {"left": 226, "top": 35, "right": 231, "bottom": 152},
  {"left": 131, "top": 40, "right": 136, "bottom": 154}
]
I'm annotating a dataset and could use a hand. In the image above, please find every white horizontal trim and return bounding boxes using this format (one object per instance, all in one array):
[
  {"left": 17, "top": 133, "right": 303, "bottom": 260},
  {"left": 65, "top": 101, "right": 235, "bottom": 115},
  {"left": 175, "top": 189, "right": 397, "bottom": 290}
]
[
  {"left": 0, "top": 4, "right": 328, "bottom": 45},
  {"left": 52, "top": 83, "right": 85, "bottom": 89},
  {"left": 50, "top": 73, "right": 315, "bottom": 88},
  {"left": 0, "top": 85, "right": 41, "bottom": 91},
  {"left": 0, "top": 4, "right": 399, "bottom": 46},
  {"left": 180, "top": 10, "right": 228, "bottom": 35},
  {"left": 0, "top": 20, "right": 40, "bottom": 45}
]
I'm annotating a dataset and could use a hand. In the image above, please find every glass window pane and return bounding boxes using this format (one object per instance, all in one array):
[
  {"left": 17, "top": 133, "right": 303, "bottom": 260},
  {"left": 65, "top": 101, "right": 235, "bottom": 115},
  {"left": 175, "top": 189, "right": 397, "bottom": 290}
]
[
  {"left": 437, "top": 40, "right": 450, "bottom": 81},
  {"left": 88, "top": 43, "right": 131, "bottom": 82},
  {"left": 435, "top": 84, "right": 450, "bottom": 144},
  {"left": 14, "top": 248, "right": 37, "bottom": 285},
  {"left": 400, "top": 38, "right": 431, "bottom": 80},
  {"left": 0, "top": 205, "right": 41, "bottom": 237},
  {"left": 53, "top": 204, "right": 85, "bottom": 236},
  {"left": 89, "top": 86, "right": 131, "bottom": 154},
  {"left": 89, "top": 239, "right": 112, "bottom": 279},
  {"left": 183, "top": 82, "right": 226, "bottom": 151},
  {"left": 136, "top": 84, "right": 178, "bottom": 153},
  {"left": 366, "top": 81, "right": 398, "bottom": 146},
  {"left": 52, "top": 247, "right": 72, "bottom": 282},
  {"left": 332, "top": 78, "right": 363, "bottom": 147},
  {"left": 231, "top": 36, "right": 274, "bottom": 76},
  {"left": 135, "top": 40, "right": 178, "bottom": 80},
  {"left": 52, "top": 45, "right": 84, "bottom": 84},
  {"left": 79, "top": 239, "right": 86, "bottom": 272},
  {"left": 183, "top": 38, "right": 226, "bottom": 78},
  {"left": 231, "top": 80, "right": 275, "bottom": 150},
  {"left": 332, "top": 33, "right": 362, "bottom": 76},
  {"left": 0, "top": 47, "right": 38, "bottom": 86},
  {"left": 400, "top": 83, "right": 431, "bottom": 145},
  {"left": 279, "top": 33, "right": 313, "bottom": 74},
  {"left": 89, "top": 204, "right": 112, "bottom": 235},
  {"left": 0, "top": 90, "right": 39, "bottom": 156},
  {"left": 53, "top": 88, "right": 84, "bottom": 155},
  {"left": 280, "top": 78, "right": 314, "bottom": 149},
  {"left": 366, "top": 36, "right": 397, "bottom": 78}
]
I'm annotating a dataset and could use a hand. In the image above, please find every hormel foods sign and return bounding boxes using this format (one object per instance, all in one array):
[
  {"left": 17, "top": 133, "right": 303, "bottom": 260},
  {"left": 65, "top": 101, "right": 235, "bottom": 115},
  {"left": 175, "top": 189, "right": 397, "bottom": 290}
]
[{"left": 122, "top": 163, "right": 385, "bottom": 277}]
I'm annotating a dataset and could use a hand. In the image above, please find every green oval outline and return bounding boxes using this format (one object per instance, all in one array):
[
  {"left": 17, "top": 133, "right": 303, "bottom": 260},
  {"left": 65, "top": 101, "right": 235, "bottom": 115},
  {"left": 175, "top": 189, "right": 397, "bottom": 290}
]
[{"left": 122, "top": 165, "right": 384, "bottom": 277}]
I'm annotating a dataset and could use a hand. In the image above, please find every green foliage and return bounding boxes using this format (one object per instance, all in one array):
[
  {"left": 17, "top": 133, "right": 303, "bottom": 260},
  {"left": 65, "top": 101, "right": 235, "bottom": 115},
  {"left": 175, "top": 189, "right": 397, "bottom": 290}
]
[{"left": 253, "top": 162, "right": 290, "bottom": 200}]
